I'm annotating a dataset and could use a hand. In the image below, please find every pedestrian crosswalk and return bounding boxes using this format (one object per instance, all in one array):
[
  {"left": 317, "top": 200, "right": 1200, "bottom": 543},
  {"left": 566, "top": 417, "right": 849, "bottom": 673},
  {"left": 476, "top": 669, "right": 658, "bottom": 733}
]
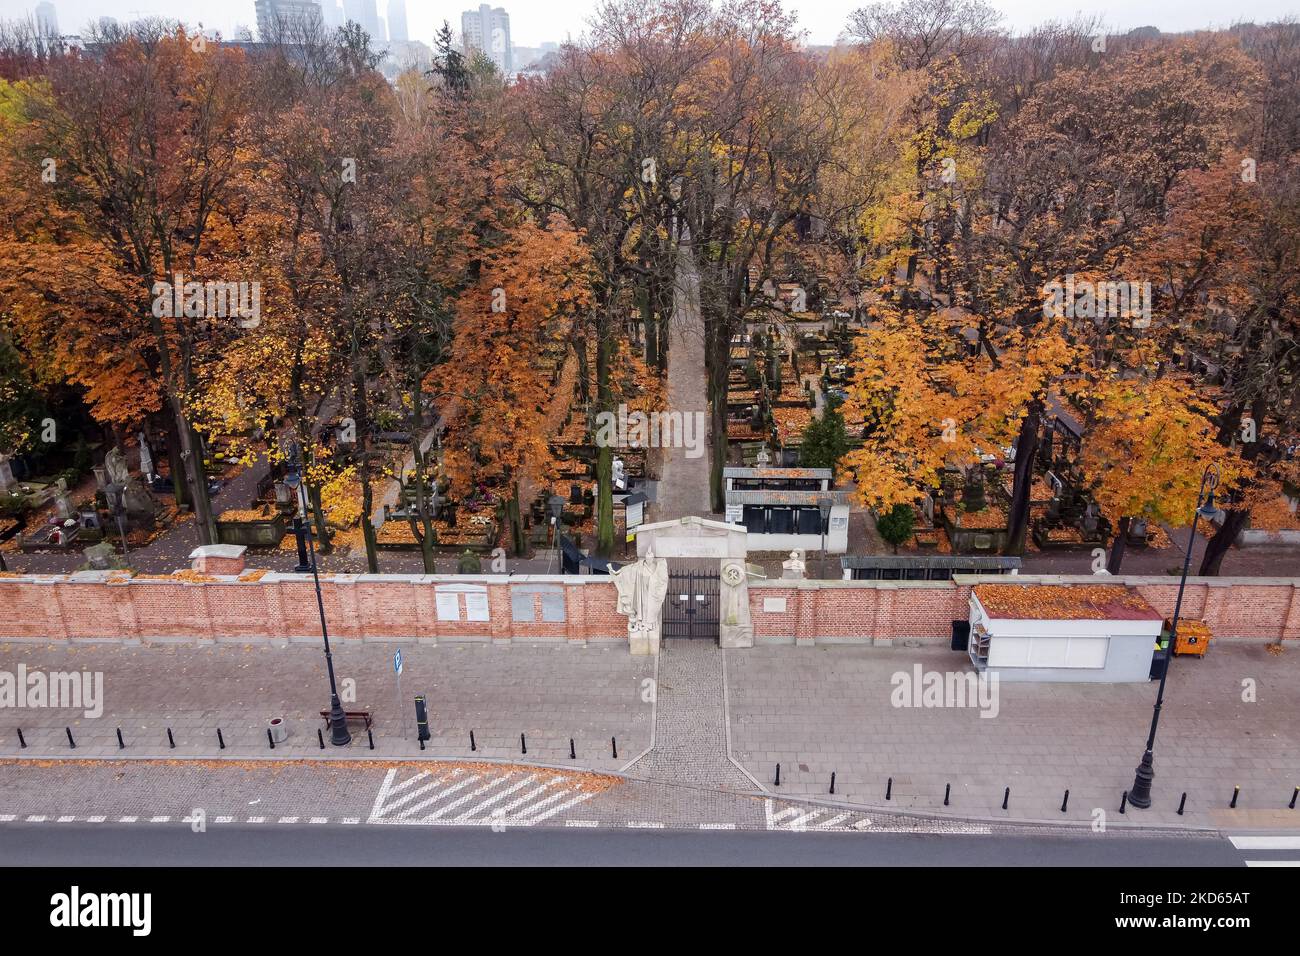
[
  {"left": 367, "top": 767, "right": 597, "bottom": 827},
  {"left": 763, "top": 799, "right": 992, "bottom": 834},
  {"left": 1229, "top": 834, "right": 1300, "bottom": 866}
]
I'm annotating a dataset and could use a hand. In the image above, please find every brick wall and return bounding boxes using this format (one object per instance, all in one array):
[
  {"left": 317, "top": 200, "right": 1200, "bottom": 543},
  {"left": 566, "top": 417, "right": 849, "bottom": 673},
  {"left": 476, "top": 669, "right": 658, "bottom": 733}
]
[
  {"left": 0, "top": 571, "right": 1295, "bottom": 646},
  {"left": 747, "top": 575, "right": 1300, "bottom": 645}
]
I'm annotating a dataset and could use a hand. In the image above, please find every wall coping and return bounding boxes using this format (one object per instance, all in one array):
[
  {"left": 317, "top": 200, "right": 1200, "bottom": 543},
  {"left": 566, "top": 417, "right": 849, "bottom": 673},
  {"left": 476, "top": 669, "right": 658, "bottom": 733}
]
[{"left": 0, "top": 571, "right": 1296, "bottom": 589}]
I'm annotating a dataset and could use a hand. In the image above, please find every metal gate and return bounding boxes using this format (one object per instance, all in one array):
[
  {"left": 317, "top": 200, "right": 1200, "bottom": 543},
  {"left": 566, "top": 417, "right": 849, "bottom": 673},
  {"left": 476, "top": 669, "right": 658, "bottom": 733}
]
[{"left": 662, "top": 569, "right": 719, "bottom": 641}]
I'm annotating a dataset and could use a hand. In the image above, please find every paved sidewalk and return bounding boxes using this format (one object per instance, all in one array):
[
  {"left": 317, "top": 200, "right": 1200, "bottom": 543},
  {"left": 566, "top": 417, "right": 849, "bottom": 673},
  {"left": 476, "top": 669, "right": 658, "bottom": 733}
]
[
  {"left": 0, "top": 641, "right": 653, "bottom": 772},
  {"left": 624, "top": 639, "right": 756, "bottom": 791},
  {"left": 727, "top": 643, "right": 1300, "bottom": 830},
  {"left": 654, "top": 243, "right": 714, "bottom": 521}
]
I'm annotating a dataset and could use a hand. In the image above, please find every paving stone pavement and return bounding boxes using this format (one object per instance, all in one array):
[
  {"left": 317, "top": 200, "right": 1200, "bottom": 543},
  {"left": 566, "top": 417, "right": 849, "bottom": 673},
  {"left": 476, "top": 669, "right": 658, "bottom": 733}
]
[
  {"left": 0, "top": 641, "right": 653, "bottom": 772},
  {"left": 653, "top": 243, "right": 714, "bottom": 522},
  {"left": 727, "top": 642, "right": 1300, "bottom": 831},
  {"left": 624, "top": 639, "right": 757, "bottom": 792}
]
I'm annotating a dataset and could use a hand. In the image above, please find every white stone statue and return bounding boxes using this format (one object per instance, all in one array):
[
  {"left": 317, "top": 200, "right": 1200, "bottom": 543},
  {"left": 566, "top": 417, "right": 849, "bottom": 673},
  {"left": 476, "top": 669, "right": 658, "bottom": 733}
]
[
  {"left": 104, "top": 446, "right": 130, "bottom": 487},
  {"left": 782, "top": 549, "right": 806, "bottom": 579},
  {"left": 612, "top": 546, "right": 670, "bottom": 656},
  {"left": 138, "top": 433, "right": 154, "bottom": 484},
  {"left": 719, "top": 558, "right": 755, "bottom": 648}
]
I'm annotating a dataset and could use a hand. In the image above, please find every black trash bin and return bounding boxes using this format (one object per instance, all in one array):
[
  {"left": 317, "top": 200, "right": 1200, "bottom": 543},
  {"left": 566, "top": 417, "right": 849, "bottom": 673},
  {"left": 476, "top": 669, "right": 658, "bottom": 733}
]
[{"left": 1149, "top": 641, "right": 1170, "bottom": 680}]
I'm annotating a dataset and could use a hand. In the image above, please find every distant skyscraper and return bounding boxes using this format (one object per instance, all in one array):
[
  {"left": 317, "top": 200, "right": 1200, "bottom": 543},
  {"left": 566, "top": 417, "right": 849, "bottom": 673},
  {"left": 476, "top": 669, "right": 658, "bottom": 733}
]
[
  {"left": 34, "top": 1, "right": 58, "bottom": 36},
  {"left": 320, "top": 0, "right": 345, "bottom": 29},
  {"left": 254, "top": 0, "right": 323, "bottom": 40},
  {"left": 343, "top": 0, "right": 383, "bottom": 42},
  {"left": 386, "top": 0, "right": 408, "bottom": 44},
  {"left": 461, "top": 4, "right": 512, "bottom": 73}
]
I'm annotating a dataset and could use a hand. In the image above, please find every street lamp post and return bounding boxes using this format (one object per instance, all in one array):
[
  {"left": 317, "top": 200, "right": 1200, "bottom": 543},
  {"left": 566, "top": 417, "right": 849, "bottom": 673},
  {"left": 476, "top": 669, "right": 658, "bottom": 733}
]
[
  {"left": 1128, "top": 462, "right": 1220, "bottom": 809},
  {"left": 285, "top": 445, "right": 351, "bottom": 747},
  {"left": 107, "top": 484, "right": 130, "bottom": 560},
  {"left": 818, "top": 496, "right": 832, "bottom": 580},
  {"left": 549, "top": 494, "right": 566, "bottom": 575}
]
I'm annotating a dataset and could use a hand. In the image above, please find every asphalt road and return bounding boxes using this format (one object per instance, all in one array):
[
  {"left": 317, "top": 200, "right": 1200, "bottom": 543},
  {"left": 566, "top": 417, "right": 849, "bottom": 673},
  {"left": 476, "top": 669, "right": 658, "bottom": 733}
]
[{"left": 0, "top": 823, "right": 1249, "bottom": 866}]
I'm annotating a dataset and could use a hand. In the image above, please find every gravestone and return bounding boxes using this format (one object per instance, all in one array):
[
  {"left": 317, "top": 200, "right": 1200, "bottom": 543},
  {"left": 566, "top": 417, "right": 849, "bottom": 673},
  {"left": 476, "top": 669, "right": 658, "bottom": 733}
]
[
  {"left": 0, "top": 455, "right": 14, "bottom": 493},
  {"left": 82, "top": 542, "right": 118, "bottom": 570}
]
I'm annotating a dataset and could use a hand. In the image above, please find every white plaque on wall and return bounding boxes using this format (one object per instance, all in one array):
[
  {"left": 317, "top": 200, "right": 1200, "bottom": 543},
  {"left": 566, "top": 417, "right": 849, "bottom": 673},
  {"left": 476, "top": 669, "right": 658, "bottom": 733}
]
[
  {"left": 435, "top": 592, "right": 460, "bottom": 621},
  {"left": 463, "top": 592, "right": 490, "bottom": 622},
  {"left": 763, "top": 597, "right": 788, "bottom": 613}
]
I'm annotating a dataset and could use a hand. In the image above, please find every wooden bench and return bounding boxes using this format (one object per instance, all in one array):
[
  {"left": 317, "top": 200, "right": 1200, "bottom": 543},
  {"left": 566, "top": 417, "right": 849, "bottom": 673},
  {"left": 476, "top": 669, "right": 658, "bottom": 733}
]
[{"left": 320, "top": 709, "right": 373, "bottom": 732}]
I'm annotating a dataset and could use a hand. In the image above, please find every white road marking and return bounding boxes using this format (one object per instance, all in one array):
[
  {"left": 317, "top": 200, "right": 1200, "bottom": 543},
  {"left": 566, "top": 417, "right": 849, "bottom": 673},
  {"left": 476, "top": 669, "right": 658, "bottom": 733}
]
[
  {"left": 565, "top": 819, "right": 599, "bottom": 828},
  {"left": 628, "top": 821, "right": 664, "bottom": 829},
  {"left": 1245, "top": 860, "right": 1300, "bottom": 867},
  {"left": 56, "top": 815, "right": 75, "bottom": 823},
  {"left": 1230, "top": 836, "right": 1300, "bottom": 850},
  {"left": 215, "top": 816, "right": 234, "bottom": 824},
  {"left": 341, "top": 817, "right": 360, "bottom": 825},
  {"left": 149, "top": 816, "right": 170, "bottom": 823},
  {"left": 699, "top": 823, "right": 736, "bottom": 830},
  {"left": 0, "top": 815, "right": 14, "bottom": 822},
  {"left": 246, "top": 816, "right": 265, "bottom": 824},
  {"left": 118, "top": 816, "right": 137, "bottom": 823},
  {"left": 368, "top": 769, "right": 595, "bottom": 827},
  {"left": 310, "top": 817, "right": 329, "bottom": 824},
  {"left": 278, "top": 816, "right": 299, "bottom": 824},
  {"left": 26, "top": 815, "right": 46, "bottom": 822}
]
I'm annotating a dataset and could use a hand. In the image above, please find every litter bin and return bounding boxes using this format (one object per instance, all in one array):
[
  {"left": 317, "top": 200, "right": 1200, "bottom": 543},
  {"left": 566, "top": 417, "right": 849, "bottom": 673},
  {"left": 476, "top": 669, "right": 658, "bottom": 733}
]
[{"left": 1149, "top": 632, "right": 1171, "bottom": 681}]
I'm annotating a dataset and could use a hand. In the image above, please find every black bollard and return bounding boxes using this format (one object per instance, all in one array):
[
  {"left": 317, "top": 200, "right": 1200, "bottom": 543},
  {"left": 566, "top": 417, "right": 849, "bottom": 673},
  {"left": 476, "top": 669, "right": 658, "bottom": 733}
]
[
  {"left": 217, "top": 728, "right": 225, "bottom": 750},
  {"left": 569, "top": 738, "right": 576, "bottom": 760},
  {"left": 1291, "top": 787, "right": 1298, "bottom": 810},
  {"left": 1119, "top": 790, "right": 1128, "bottom": 814},
  {"left": 65, "top": 727, "right": 75, "bottom": 749},
  {"left": 419, "top": 738, "right": 425, "bottom": 751},
  {"left": 944, "top": 783, "right": 950, "bottom": 806},
  {"left": 16, "top": 729, "right": 25, "bottom": 749},
  {"left": 167, "top": 727, "right": 175, "bottom": 749},
  {"left": 1177, "top": 792, "right": 1187, "bottom": 815},
  {"left": 520, "top": 733, "right": 527, "bottom": 755},
  {"left": 1002, "top": 787, "right": 1009, "bottom": 811},
  {"left": 885, "top": 777, "right": 892, "bottom": 801},
  {"left": 611, "top": 736, "right": 618, "bottom": 759},
  {"left": 1230, "top": 785, "right": 1240, "bottom": 809},
  {"left": 317, "top": 728, "right": 325, "bottom": 749},
  {"left": 774, "top": 763, "right": 781, "bottom": 787},
  {"left": 267, "top": 727, "right": 275, "bottom": 750},
  {"left": 470, "top": 730, "right": 477, "bottom": 752},
  {"left": 368, "top": 729, "right": 375, "bottom": 751},
  {"left": 1061, "top": 790, "right": 1069, "bottom": 813},
  {"left": 829, "top": 772, "right": 836, "bottom": 795},
  {"left": 116, "top": 728, "right": 125, "bottom": 750}
]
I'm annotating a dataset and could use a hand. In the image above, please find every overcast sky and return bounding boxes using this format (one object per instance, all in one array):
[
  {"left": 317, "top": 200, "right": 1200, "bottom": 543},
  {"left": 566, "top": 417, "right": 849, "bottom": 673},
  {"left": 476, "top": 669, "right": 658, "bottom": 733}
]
[{"left": 3, "top": 0, "right": 1297, "bottom": 47}]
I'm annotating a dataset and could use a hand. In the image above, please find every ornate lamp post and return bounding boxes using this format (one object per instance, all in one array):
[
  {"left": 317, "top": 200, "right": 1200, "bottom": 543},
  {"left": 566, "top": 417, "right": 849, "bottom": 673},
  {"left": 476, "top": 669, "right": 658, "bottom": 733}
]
[
  {"left": 549, "top": 494, "right": 566, "bottom": 575},
  {"left": 1128, "top": 462, "right": 1220, "bottom": 809},
  {"left": 818, "top": 496, "right": 832, "bottom": 580},
  {"left": 284, "top": 443, "right": 351, "bottom": 747}
]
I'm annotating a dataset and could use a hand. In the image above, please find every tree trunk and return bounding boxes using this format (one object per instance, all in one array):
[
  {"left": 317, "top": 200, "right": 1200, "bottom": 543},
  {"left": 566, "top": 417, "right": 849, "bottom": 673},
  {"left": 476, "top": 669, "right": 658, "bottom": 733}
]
[
  {"left": 1003, "top": 398, "right": 1043, "bottom": 555},
  {"left": 508, "top": 481, "right": 526, "bottom": 557},
  {"left": 1106, "top": 515, "right": 1129, "bottom": 574},
  {"left": 359, "top": 474, "right": 379, "bottom": 573},
  {"left": 309, "top": 482, "right": 332, "bottom": 556},
  {"left": 1198, "top": 509, "right": 1247, "bottom": 576},
  {"left": 595, "top": 332, "right": 614, "bottom": 556}
]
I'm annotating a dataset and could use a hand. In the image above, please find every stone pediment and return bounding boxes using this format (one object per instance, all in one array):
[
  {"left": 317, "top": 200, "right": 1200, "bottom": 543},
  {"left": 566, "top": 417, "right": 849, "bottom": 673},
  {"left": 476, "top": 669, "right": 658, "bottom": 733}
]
[{"left": 634, "top": 515, "right": 747, "bottom": 559}]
